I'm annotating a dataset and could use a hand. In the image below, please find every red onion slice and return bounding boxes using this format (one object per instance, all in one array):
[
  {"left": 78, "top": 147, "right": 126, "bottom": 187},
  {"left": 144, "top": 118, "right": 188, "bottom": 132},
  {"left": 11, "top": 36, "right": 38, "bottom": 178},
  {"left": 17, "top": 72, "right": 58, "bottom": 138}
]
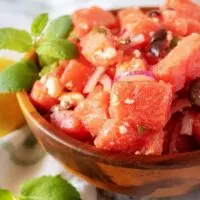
[
  {"left": 180, "top": 112, "right": 193, "bottom": 136},
  {"left": 115, "top": 71, "right": 156, "bottom": 82},
  {"left": 99, "top": 74, "right": 112, "bottom": 92},
  {"left": 83, "top": 67, "right": 106, "bottom": 94}
]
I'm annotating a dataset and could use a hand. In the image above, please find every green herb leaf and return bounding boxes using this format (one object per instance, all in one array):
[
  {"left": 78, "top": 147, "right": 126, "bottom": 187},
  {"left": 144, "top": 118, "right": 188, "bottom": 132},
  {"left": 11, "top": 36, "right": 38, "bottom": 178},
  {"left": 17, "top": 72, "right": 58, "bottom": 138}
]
[
  {"left": 0, "top": 28, "right": 32, "bottom": 52},
  {"left": 39, "top": 55, "right": 57, "bottom": 67},
  {"left": 0, "top": 60, "right": 39, "bottom": 93},
  {"left": 18, "top": 175, "right": 81, "bottom": 200},
  {"left": 39, "top": 62, "right": 58, "bottom": 77},
  {"left": 136, "top": 125, "right": 146, "bottom": 135},
  {"left": 44, "top": 15, "right": 72, "bottom": 40},
  {"left": 36, "top": 39, "right": 78, "bottom": 60},
  {"left": 0, "top": 189, "right": 14, "bottom": 200},
  {"left": 31, "top": 13, "right": 49, "bottom": 36}
]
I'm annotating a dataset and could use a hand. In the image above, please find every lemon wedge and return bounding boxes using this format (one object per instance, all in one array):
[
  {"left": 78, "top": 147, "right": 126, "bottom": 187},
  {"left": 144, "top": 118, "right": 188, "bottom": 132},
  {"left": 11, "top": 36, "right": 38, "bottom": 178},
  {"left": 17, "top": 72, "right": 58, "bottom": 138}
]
[{"left": 0, "top": 58, "right": 25, "bottom": 137}]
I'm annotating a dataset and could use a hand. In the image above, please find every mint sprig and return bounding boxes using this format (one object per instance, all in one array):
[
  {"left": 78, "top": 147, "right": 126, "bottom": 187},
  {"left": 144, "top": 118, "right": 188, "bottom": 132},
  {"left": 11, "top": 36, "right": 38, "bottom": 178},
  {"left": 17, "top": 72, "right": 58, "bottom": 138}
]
[
  {"left": 0, "top": 189, "right": 14, "bottom": 200},
  {"left": 0, "top": 175, "right": 81, "bottom": 200},
  {"left": 0, "top": 12, "right": 78, "bottom": 93},
  {"left": 31, "top": 13, "right": 49, "bottom": 37},
  {"left": 0, "top": 28, "right": 32, "bottom": 52}
]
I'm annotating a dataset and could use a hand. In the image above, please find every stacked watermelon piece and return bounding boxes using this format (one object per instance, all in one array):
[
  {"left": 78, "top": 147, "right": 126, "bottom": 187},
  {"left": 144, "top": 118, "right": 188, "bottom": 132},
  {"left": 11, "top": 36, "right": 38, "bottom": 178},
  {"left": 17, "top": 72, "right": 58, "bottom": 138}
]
[{"left": 30, "top": 0, "right": 200, "bottom": 155}]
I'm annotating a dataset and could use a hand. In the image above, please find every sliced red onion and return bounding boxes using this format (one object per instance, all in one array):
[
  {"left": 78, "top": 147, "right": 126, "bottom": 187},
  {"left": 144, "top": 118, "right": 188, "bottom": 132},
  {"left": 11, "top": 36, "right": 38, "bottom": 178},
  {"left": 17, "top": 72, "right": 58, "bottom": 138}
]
[
  {"left": 180, "top": 112, "right": 193, "bottom": 136},
  {"left": 83, "top": 67, "right": 106, "bottom": 94},
  {"left": 171, "top": 98, "right": 192, "bottom": 114},
  {"left": 115, "top": 71, "right": 156, "bottom": 82},
  {"left": 99, "top": 74, "right": 112, "bottom": 92}
]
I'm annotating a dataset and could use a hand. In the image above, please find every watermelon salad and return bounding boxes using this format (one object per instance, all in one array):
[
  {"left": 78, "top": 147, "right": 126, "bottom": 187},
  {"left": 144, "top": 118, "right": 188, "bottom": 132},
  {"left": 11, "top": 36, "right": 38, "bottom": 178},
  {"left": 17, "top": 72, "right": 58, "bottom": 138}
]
[{"left": 30, "top": 0, "right": 200, "bottom": 156}]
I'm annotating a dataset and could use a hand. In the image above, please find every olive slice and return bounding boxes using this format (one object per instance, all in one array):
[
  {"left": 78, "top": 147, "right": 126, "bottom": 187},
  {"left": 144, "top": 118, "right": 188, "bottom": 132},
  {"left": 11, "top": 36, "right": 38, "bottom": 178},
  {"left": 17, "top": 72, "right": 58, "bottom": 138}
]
[{"left": 189, "top": 78, "right": 200, "bottom": 108}]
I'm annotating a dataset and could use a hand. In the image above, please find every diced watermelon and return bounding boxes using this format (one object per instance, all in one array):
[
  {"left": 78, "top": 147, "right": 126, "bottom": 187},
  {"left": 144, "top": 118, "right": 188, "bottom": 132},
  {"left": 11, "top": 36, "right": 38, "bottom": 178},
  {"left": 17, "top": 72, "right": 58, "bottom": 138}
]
[
  {"left": 72, "top": 6, "right": 118, "bottom": 37},
  {"left": 153, "top": 33, "right": 200, "bottom": 92},
  {"left": 125, "top": 19, "right": 159, "bottom": 41},
  {"left": 80, "top": 30, "right": 123, "bottom": 67},
  {"left": 74, "top": 87, "right": 110, "bottom": 136},
  {"left": 162, "top": 9, "right": 200, "bottom": 36},
  {"left": 163, "top": 0, "right": 200, "bottom": 22},
  {"left": 118, "top": 8, "right": 146, "bottom": 27},
  {"left": 30, "top": 81, "right": 58, "bottom": 110},
  {"left": 50, "top": 110, "right": 91, "bottom": 141},
  {"left": 109, "top": 81, "right": 172, "bottom": 130},
  {"left": 94, "top": 119, "right": 164, "bottom": 155},
  {"left": 60, "top": 60, "right": 94, "bottom": 92},
  {"left": 118, "top": 8, "right": 159, "bottom": 46}
]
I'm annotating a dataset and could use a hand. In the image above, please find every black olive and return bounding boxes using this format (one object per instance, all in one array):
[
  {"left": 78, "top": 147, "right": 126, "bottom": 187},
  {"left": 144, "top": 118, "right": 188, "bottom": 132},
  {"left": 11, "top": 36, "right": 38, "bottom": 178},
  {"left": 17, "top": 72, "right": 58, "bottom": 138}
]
[
  {"left": 150, "top": 40, "right": 163, "bottom": 57},
  {"left": 151, "top": 29, "right": 167, "bottom": 43},
  {"left": 147, "top": 9, "right": 161, "bottom": 18},
  {"left": 149, "top": 29, "right": 167, "bottom": 57},
  {"left": 189, "top": 78, "right": 200, "bottom": 108}
]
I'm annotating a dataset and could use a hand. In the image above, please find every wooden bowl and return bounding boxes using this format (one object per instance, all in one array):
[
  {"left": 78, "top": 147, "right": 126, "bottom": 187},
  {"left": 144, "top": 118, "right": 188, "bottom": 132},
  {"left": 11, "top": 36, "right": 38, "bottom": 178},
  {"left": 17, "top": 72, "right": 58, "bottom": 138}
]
[
  {"left": 17, "top": 91, "right": 200, "bottom": 198},
  {"left": 16, "top": 7, "right": 200, "bottom": 198}
]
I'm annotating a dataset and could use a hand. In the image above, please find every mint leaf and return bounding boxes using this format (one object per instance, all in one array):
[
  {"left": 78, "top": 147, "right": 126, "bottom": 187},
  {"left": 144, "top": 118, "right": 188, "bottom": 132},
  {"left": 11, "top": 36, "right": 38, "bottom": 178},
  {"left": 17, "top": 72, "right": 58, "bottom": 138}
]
[
  {"left": 39, "top": 55, "right": 57, "bottom": 67},
  {"left": 18, "top": 175, "right": 81, "bottom": 200},
  {"left": 44, "top": 15, "right": 72, "bottom": 40},
  {"left": 0, "top": 28, "right": 32, "bottom": 52},
  {"left": 0, "top": 60, "right": 39, "bottom": 93},
  {"left": 31, "top": 13, "right": 49, "bottom": 36},
  {"left": 36, "top": 39, "right": 78, "bottom": 60},
  {"left": 0, "top": 189, "right": 14, "bottom": 200},
  {"left": 39, "top": 62, "right": 58, "bottom": 77}
]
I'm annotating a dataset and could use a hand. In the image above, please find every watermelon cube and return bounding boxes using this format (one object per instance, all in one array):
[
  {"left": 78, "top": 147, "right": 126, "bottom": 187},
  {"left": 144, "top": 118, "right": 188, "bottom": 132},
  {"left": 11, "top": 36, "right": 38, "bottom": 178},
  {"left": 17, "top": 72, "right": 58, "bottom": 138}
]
[
  {"left": 30, "top": 81, "right": 58, "bottom": 111},
  {"left": 50, "top": 110, "right": 90, "bottom": 141},
  {"left": 94, "top": 119, "right": 164, "bottom": 155},
  {"left": 60, "top": 60, "right": 94, "bottom": 92},
  {"left": 162, "top": 9, "right": 200, "bottom": 36},
  {"left": 153, "top": 33, "right": 200, "bottom": 92},
  {"left": 118, "top": 8, "right": 159, "bottom": 45},
  {"left": 109, "top": 80, "right": 172, "bottom": 130},
  {"left": 163, "top": 0, "right": 200, "bottom": 22},
  {"left": 118, "top": 8, "right": 146, "bottom": 27},
  {"left": 74, "top": 87, "right": 110, "bottom": 136},
  {"left": 72, "top": 6, "right": 118, "bottom": 37}
]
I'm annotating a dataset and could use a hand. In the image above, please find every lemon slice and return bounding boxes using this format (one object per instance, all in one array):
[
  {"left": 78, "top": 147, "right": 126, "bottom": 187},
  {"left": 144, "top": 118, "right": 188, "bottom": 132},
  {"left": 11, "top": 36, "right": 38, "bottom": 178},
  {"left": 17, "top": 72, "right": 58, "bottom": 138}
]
[{"left": 0, "top": 58, "right": 25, "bottom": 137}]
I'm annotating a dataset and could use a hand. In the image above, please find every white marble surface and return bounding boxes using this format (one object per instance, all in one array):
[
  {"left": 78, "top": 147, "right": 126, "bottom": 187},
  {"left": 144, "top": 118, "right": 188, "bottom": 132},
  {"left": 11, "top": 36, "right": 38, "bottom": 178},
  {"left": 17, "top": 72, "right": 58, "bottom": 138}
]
[{"left": 0, "top": 0, "right": 200, "bottom": 200}]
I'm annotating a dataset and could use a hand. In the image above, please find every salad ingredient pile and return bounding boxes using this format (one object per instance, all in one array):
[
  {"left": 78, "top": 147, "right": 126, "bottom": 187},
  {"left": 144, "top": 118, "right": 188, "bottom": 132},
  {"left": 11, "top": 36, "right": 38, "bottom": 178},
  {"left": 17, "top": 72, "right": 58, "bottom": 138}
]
[{"left": 1, "top": 0, "right": 200, "bottom": 156}]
